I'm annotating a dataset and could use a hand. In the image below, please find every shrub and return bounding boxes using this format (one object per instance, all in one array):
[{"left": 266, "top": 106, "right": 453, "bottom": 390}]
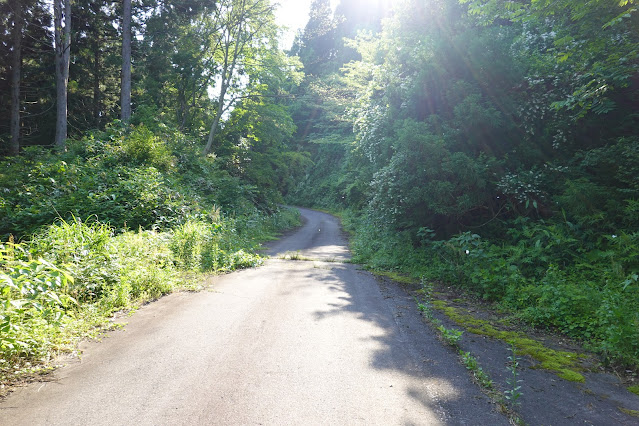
[
  {"left": 1, "top": 242, "right": 75, "bottom": 366},
  {"left": 121, "top": 125, "right": 176, "bottom": 172},
  {"left": 30, "top": 218, "right": 117, "bottom": 302}
]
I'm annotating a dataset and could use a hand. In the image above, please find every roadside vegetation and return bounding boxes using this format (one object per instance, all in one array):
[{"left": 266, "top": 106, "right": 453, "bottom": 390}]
[
  {"left": 0, "top": 122, "right": 300, "bottom": 385},
  {"left": 1, "top": 0, "right": 306, "bottom": 385},
  {"left": 288, "top": 0, "right": 639, "bottom": 371}
]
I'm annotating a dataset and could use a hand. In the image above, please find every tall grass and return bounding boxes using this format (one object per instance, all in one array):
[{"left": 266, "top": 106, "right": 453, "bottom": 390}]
[{"left": 0, "top": 207, "right": 300, "bottom": 385}]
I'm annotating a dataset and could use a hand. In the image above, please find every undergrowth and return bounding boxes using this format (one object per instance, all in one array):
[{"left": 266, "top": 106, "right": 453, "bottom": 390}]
[
  {"left": 0, "top": 123, "right": 301, "bottom": 386},
  {"left": 1, "top": 208, "right": 299, "bottom": 385},
  {"left": 341, "top": 208, "right": 639, "bottom": 370}
]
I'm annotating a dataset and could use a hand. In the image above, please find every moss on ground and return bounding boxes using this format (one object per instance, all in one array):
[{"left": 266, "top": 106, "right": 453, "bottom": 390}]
[
  {"left": 619, "top": 407, "right": 639, "bottom": 417},
  {"left": 372, "top": 270, "right": 418, "bottom": 285},
  {"left": 628, "top": 385, "right": 639, "bottom": 396},
  {"left": 431, "top": 299, "right": 586, "bottom": 383}
]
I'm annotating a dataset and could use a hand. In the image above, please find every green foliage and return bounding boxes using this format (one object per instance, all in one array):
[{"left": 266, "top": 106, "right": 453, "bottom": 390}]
[
  {"left": 121, "top": 125, "right": 176, "bottom": 172},
  {"left": 460, "top": 351, "right": 495, "bottom": 390},
  {"left": 1, "top": 242, "right": 75, "bottom": 362},
  {"left": 505, "top": 345, "right": 523, "bottom": 406},
  {"left": 438, "top": 325, "right": 464, "bottom": 347},
  {"left": 169, "top": 216, "right": 264, "bottom": 273},
  {"left": 431, "top": 298, "right": 587, "bottom": 382},
  {"left": 30, "top": 218, "right": 117, "bottom": 302},
  {"left": 0, "top": 206, "right": 299, "bottom": 381},
  {"left": 0, "top": 115, "right": 302, "bottom": 382},
  {"left": 106, "top": 230, "right": 178, "bottom": 308},
  {"left": 288, "top": 0, "right": 639, "bottom": 378},
  {"left": 0, "top": 121, "right": 301, "bottom": 239},
  {"left": 343, "top": 203, "right": 639, "bottom": 367}
]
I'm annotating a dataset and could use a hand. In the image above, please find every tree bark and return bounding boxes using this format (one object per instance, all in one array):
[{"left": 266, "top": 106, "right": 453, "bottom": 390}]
[
  {"left": 203, "top": 22, "right": 244, "bottom": 156},
  {"left": 9, "top": 0, "right": 22, "bottom": 156},
  {"left": 54, "top": 0, "right": 71, "bottom": 150},
  {"left": 93, "top": 36, "right": 101, "bottom": 127},
  {"left": 203, "top": 82, "right": 228, "bottom": 156},
  {"left": 121, "top": 0, "right": 132, "bottom": 122}
]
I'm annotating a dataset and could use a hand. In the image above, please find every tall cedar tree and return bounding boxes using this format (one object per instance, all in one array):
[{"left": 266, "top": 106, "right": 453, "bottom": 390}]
[{"left": 53, "top": 0, "right": 71, "bottom": 149}]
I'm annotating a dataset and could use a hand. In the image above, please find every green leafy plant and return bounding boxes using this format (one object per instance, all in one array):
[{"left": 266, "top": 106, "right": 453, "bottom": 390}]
[
  {"left": 505, "top": 345, "right": 523, "bottom": 407},
  {"left": 1, "top": 242, "right": 75, "bottom": 362},
  {"left": 438, "top": 325, "right": 464, "bottom": 347},
  {"left": 460, "top": 350, "right": 494, "bottom": 390}
]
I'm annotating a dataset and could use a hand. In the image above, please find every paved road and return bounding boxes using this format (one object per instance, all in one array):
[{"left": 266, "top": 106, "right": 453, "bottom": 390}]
[{"left": 1, "top": 208, "right": 507, "bottom": 425}]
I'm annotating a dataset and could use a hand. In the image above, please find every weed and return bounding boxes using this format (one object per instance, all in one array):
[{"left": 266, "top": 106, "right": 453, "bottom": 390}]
[
  {"left": 281, "top": 251, "right": 303, "bottom": 260},
  {"left": 438, "top": 325, "right": 464, "bottom": 347},
  {"left": 460, "top": 351, "right": 494, "bottom": 390},
  {"left": 505, "top": 345, "right": 523, "bottom": 406},
  {"left": 431, "top": 299, "right": 586, "bottom": 382},
  {"left": 619, "top": 407, "right": 639, "bottom": 417}
]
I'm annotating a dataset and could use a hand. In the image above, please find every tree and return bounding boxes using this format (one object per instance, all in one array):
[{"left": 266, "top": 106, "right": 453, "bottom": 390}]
[
  {"left": 121, "top": 0, "right": 132, "bottom": 122},
  {"left": 1, "top": 0, "right": 55, "bottom": 149},
  {"left": 296, "top": 0, "right": 337, "bottom": 76},
  {"left": 460, "top": 0, "right": 639, "bottom": 121},
  {"left": 202, "top": 0, "right": 277, "bottom": 156},
  {"left": 135, "top": 0, "right": 218, "bottom": 132},
  {"left": 9, "top": 0, "right": 23, "bottom": 156},
  {"left": 54, "top": 0, "right": 71, "bottom": 149},
  {"left": 70, "top": 0, "right": 120, "bottom": 131},
  {"left": 332, "top": 0, "right": 390, "bottom": 65}
]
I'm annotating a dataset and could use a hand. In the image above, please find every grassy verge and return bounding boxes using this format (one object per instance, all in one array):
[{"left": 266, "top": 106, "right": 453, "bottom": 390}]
[
  {"left": 339, "top": 208, "right": 639, "bottom": 371},
  {"left": 415, "top": 280, "right": 524, "bottom": 425},
  {"left": 0, "top": 207, "right": 300, "bottom": 390}
]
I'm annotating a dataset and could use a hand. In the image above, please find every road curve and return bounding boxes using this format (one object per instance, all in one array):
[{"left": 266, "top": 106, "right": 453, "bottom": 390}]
[{"left": 1, "top": 208, "right": 507, "bottom": 425}]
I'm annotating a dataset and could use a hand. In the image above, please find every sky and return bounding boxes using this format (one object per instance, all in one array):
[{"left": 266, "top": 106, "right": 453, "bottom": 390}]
[{"left": 273, "top": 0, "right": 341, "bottom": 49}]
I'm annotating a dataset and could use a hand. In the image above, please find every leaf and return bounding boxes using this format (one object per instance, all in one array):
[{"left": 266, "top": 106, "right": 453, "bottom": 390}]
[
  {"left": 603, "top": 8, "right": 637, "bottom": 29},
  {"left": 0, "top": 274, "right": 19, "bottom": 291},
  {"left": 9, "top": 299, "right": 27, "bottom": 309},
  {"left": 46, "top": 291, "right": 63, "bottom": 305}
]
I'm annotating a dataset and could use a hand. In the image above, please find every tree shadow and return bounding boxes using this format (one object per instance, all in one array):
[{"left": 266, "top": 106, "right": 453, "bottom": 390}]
[{"left": 296, "top": 262, "right": 509, "bottom": 425}]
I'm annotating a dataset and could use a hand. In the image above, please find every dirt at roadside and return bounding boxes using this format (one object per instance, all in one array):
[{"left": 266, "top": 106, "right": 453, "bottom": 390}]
[{"left": 379, "top": 276, "right": 639, "bottom": 425}]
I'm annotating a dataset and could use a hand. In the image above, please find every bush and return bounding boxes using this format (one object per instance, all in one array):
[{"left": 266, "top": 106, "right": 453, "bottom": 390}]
[
  {"left": 1, "top": 242, "right": 75, "bottom": 367},
  {"left": 346, "top": 207, "right": 639, "bottom": 368},
  {"left": 30, "top": 218, "right": 117, "bottom": 302},
  {"left": 121, "top": 125, "right": 176, "bottom": 172},
  {"left": 0, "top": 120, "right": 304, "bottom": 382}
]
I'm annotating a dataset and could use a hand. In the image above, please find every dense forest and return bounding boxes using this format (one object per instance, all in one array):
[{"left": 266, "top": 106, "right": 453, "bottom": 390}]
[
  {"left": 288, "top": 0, "right": 639, "bottom": 369},
  {"left": 1, "top": 0, "right": 638, "bottom": 381}
]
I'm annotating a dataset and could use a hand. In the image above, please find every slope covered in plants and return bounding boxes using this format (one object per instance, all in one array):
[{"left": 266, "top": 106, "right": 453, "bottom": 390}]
[{"left": 288, "top": 0, "right": 639, "bottom": 368}]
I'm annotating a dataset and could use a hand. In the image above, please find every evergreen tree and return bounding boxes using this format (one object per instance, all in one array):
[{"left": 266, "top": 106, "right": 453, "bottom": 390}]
[
  {"left": 53, "top": 0, "right": 71, "bottom": 149},
  {"left": 121, "top": 0, "right": 132, "bottom": 122},
  {"left": 297, "top": 0, "right": 337, "bottom": 76}
]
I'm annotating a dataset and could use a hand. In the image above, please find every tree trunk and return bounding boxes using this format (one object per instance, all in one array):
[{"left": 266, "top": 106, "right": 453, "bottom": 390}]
[
  {"left": 9, "top": 0, "right": 22, "bottom": 156},
  {"left": 203, "top": 23, "right": 244, "bottom": 156},
  {"left": 178, "top": 74, "right": 187, "bottom": 130},
  {"left": 121, "top": 0, "right": 132, "bottom": 122},
  {"left": 93, "top": 37, "right": 101, "bottom": 127},
  {"left": 203, "top": 81, "right": 229, "bottom": 156},
  {"left": 54, "top": 0, "right": 71, "bottom": 150}
]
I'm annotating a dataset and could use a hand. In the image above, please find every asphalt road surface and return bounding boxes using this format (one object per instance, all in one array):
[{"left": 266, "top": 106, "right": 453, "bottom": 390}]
[{"left": 1, "top": 207, "right": 507, "bottom": 425}]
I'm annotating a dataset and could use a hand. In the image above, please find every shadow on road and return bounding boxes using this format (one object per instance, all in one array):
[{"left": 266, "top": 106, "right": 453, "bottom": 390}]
[{"left": 298, "top": 261, "right": 508, "bottom": 425}]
